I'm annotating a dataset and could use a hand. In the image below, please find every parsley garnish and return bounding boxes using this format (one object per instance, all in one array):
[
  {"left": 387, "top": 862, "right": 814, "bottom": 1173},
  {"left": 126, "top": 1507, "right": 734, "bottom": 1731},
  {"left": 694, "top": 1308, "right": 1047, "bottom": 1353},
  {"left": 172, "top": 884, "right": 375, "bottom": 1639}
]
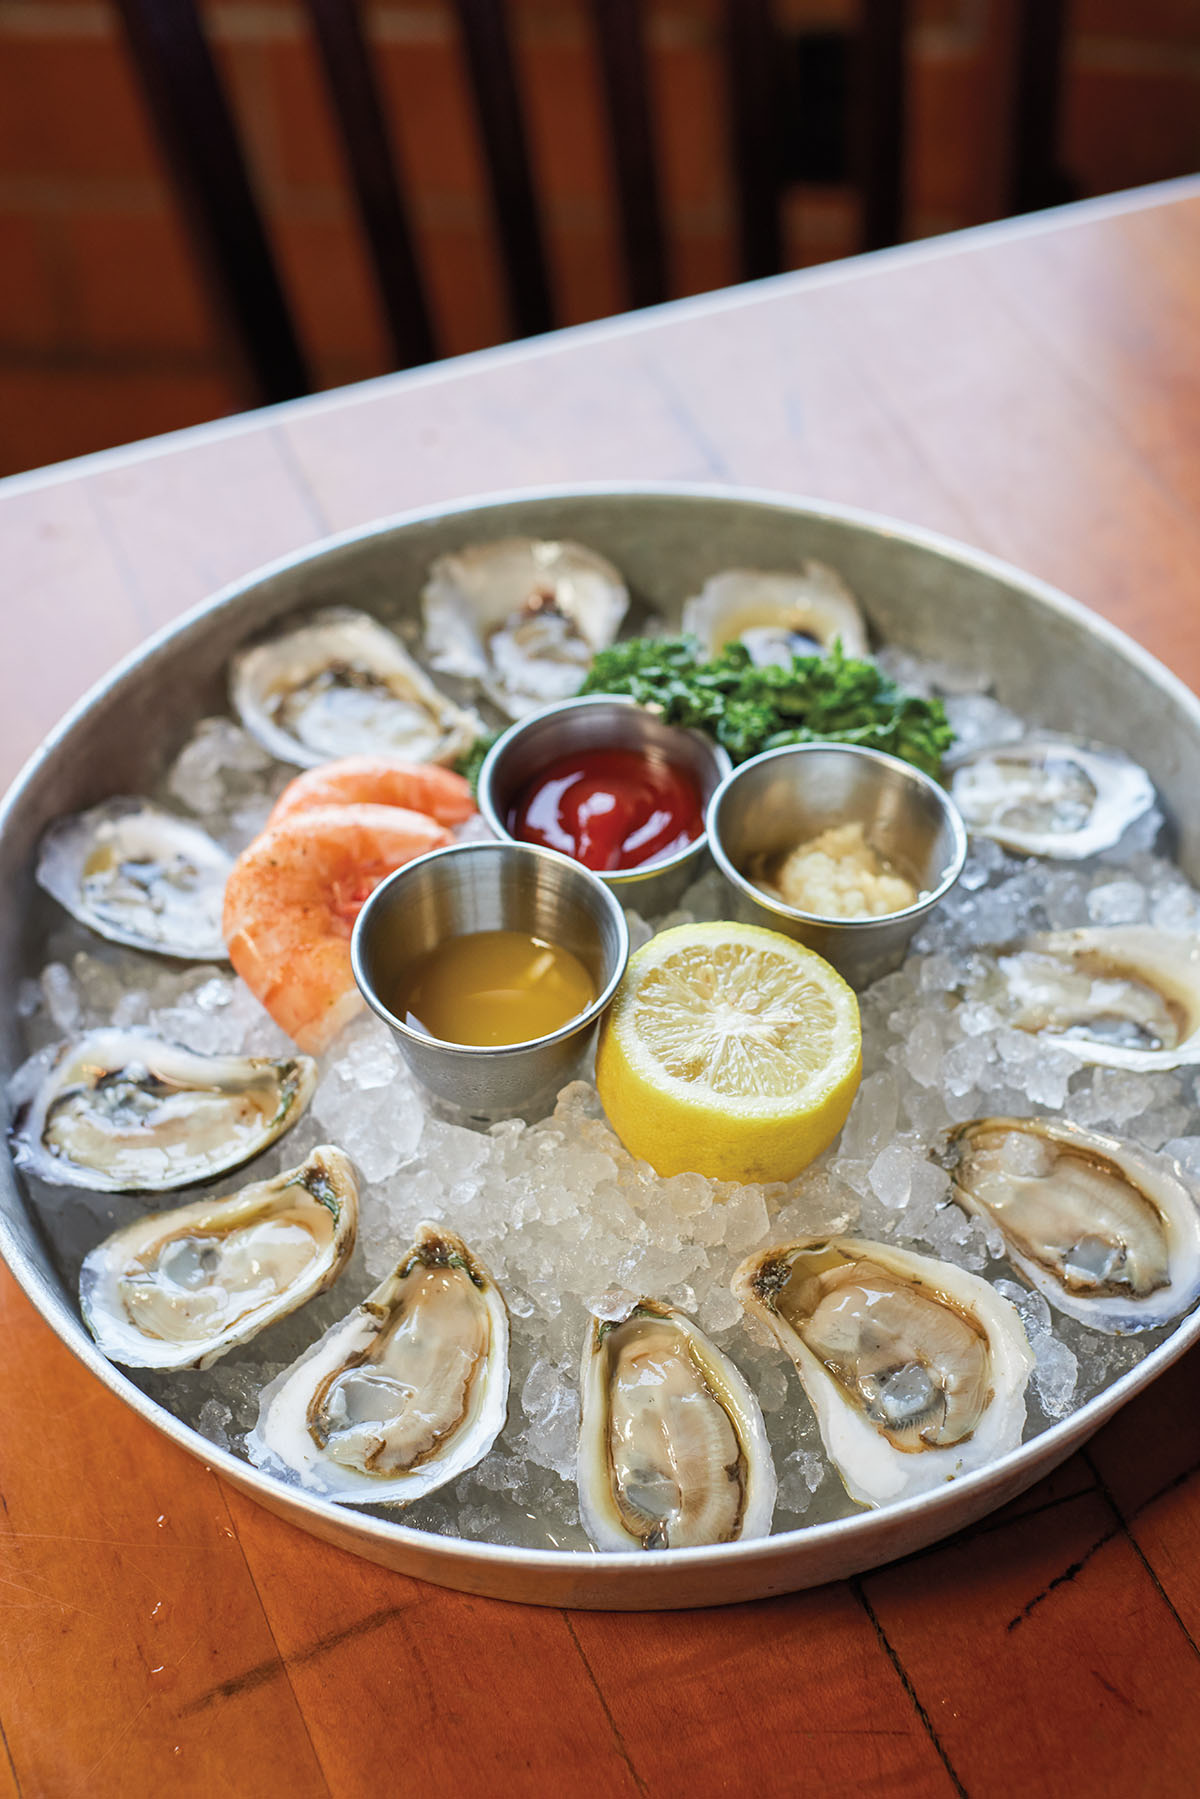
[{"left": 577, "top": 637, "right": 953, "bottom": 776}]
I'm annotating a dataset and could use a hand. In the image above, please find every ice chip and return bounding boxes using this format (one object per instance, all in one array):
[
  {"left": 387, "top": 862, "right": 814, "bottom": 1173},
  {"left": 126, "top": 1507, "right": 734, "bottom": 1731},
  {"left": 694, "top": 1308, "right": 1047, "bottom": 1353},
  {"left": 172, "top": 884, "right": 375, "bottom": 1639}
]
[
  {"left": 196, "top": 1398, "right": 233, "bottom": 1452},
  {"left": 1152, "top": 885, "right": 1199, "bottom": 932},
  {"left": 1086, "top": 880, "right": 1147, "bottom": 926},
  {"left": 941, "top": 1036, "right": 991, "bottom": 1097},
  {"left": 994, "top": 1278, "right": 1078, "bottom": 1419},
  {"left": 698, "top": 1287, "right": 744, "bottom": 1333},
  {"left": 839, "top": 1071, "right": 900, "bottom": 1161},
  {"left": 41, "top": 962, "right": 81, "bottom": 1032},
  {"left": 904, "top": 1015, "right": 944, "bottom": 1089},
  {"left": 623, "top": 909, "right": 655, "bottom": 953},
  {"left": 777, "top": 1448, "right": 826, "bottom": 1512},
  {"left": 167, "top": 716, "right": 274, "bottom": 818},
  {"left": 869, "top": 1143, "right": 916, "bottom": 1210},
  {"left": 1162, "top": 1137, "right": 1200, "bottom": 1179}
]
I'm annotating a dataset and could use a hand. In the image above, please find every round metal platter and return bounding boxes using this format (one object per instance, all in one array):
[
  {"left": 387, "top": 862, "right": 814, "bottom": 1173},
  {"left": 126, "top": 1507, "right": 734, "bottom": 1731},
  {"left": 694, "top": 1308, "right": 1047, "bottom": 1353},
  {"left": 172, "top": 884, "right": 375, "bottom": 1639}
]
[{"left": 3, "top": 483, "right": 1199, "bottom": 1612}]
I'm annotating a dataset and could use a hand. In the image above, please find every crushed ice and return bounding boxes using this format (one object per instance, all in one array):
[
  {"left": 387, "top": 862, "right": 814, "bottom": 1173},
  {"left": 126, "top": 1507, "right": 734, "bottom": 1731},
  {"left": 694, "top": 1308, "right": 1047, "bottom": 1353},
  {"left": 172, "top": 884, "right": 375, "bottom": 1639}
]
[{"left": 9, "top": 688, "right": 1198, "bottom": 1551}]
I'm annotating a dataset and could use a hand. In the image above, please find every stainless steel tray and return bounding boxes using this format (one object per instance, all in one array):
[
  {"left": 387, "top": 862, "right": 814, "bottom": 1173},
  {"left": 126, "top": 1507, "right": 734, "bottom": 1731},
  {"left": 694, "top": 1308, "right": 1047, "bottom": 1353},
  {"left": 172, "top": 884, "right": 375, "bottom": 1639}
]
[{"left": 3, "top": 483, "right": 1198, "bottom": 1611}]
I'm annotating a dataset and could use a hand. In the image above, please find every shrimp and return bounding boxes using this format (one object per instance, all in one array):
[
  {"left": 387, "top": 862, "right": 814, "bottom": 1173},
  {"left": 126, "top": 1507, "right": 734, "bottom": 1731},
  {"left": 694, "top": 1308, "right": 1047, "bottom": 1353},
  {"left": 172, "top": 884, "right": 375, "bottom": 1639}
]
[
  {"left": 267, "top": 756, "right": 475, "bottom": 831},
  {"left": 222, "top": 802, "right": 450, "bottom": 1053}
]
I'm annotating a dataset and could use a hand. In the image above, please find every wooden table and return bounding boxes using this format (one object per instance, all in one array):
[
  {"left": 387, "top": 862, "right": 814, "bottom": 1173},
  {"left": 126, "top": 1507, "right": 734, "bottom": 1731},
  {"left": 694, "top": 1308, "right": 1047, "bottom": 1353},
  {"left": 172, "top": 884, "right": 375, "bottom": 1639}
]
[{"left": 4, "top": 174, "right": 1200, "bottom": 1797}]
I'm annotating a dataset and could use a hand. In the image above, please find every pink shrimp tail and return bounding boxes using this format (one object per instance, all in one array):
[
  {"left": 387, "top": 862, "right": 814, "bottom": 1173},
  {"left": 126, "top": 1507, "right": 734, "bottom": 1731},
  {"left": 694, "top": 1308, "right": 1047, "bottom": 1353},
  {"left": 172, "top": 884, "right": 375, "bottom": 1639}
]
[
  {"left": 223, "top": 802, "right": 451, "bottom": 1053},
  {"left": 267, "top": 756, "right": 475, "bottom": 830}
]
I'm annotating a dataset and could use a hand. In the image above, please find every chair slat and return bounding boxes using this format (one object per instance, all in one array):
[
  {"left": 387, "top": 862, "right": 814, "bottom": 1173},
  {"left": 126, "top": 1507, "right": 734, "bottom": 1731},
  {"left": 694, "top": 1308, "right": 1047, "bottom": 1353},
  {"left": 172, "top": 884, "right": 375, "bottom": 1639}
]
[
  {"left": 853, "top": 0, "right": 908, "bottom": 251},
  {"left": 301, "top": 0, "right": 437, "bottom": 368},
  {"left": 452, "top": 0, "right": 555, "bottom": 338},
  {"left": 1006, "top": 0, "right": 1072, "bottom": 214},
  {"left": 112, "top": 0, "right": 310, "bottom": 404},
  {"left": 588, "top": 0, "right": 667, "bottom": 310},
  {"left": 724, "top": 0, "right": 783, "bottom": 282}
]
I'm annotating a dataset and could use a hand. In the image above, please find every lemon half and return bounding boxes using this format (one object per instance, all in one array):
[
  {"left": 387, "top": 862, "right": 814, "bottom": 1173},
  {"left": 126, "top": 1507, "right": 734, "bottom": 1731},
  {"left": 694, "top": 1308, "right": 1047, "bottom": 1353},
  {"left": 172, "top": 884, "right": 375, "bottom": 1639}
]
[{"left": 595, "top": 922, "right": 862, "bottom": 1183}]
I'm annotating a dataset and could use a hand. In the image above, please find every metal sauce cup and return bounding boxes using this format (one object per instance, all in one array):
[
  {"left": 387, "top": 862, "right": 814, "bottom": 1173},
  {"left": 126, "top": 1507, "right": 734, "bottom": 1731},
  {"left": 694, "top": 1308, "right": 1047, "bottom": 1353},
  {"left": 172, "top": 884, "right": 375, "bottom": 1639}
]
[
  {"left": 351, "top": 840, "right": 629, "bottom": 1116},
  {"left": 706, "top": 743, "right": 967, "bottom": 988},
  {"left": 478, "top": 696, "right": 732, "bottom": 915}
]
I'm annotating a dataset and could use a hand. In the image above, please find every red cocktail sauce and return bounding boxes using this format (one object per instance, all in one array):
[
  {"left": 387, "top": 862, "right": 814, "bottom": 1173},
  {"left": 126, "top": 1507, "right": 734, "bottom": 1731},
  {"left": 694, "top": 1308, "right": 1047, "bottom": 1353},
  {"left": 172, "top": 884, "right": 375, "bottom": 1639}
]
[{"left": 508, "top": 747, "right": 704, "bottom": 873}]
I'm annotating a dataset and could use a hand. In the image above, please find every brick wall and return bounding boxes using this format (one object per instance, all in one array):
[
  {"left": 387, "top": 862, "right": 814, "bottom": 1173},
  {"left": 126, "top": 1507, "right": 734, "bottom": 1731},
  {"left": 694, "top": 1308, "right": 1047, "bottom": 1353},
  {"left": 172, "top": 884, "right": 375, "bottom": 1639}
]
[{"left": 1, "top": 0, "right": 1197, "bottom": 477}]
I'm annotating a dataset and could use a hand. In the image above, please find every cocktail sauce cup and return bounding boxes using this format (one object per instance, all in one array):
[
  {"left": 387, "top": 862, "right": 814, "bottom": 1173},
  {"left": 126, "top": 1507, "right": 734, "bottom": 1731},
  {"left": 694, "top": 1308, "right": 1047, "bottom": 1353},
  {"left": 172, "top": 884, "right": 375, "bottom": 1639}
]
[
  {"left": 478, "top": 696, "right": 732, "bottom": 915},
  {"left": 706, "top": 743, "right": 967, "bottom": 988},
  {"left": 351, "top": 840, "right": 629, "bottom": 1115}
]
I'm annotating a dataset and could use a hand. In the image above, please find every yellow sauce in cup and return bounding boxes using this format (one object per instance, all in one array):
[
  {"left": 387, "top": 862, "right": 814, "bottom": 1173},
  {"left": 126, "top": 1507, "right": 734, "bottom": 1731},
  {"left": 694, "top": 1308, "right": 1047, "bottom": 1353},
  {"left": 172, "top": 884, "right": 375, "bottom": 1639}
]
[{"left": 391, "top": 929, "right": 596, "bottom": 1047}]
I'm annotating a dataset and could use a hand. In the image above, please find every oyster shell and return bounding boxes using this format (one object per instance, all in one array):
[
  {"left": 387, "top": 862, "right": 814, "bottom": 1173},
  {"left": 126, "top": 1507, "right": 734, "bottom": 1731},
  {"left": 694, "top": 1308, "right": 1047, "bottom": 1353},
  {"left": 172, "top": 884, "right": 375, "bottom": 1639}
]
[
  {"left": 421, "top": 537, "right": 628, "bottom": 717},
  {"left": 943, "top": 1117, "right": 1200, "bottom": 1333},
  {"left": 997, "top": 926, "right": 1200, "bottom": 1070},
  {"left": 10, "top": 1030, "right": 317, "bottom": 1192},
  {"left": 733, "top": 1237, "right": 1033, "bottom": 1508},
  {"left": 248, "top": 1222, "right": 509, "bottom": 1504},
  {"left": 231, "top": 607, "right": 480, "bottom": 767},
  {"left": 577, "top": 1297, "right": 776, "bottom": 1551},
  {"left": 37, "top": 799, "right": 232, "bottom": 960},
  {"left": 80, "top": 1146, "right": 358, "bottom": 1370},
  {"left": 681, "top": 566, "right": 868, "bottom": 666},
  {"left": 949, "top": 735, "right": 1156, "bottom": 859}
]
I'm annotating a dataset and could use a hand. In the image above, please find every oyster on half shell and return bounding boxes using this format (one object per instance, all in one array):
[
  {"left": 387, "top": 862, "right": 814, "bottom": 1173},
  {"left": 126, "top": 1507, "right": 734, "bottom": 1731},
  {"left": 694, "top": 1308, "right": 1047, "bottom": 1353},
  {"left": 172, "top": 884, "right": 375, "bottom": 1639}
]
[
  {"left": 943, "top": 1116, "right": 1200, "bottom": 1333},
  {"left": 949, "top": 735, "right": 1156, "bottom": 860},
  {"left": 681, "top": 566, "right": 868, "bottom": 666},
  {"left": 9, "top": 1030, "right": 317, "bottom": 1192},
  {"left": 248, "top": 1222, "right": 509, "bottom": 1505},
  {"left": 996, "top": 926, "right": 1200, "bottom": 1071},
  {"left": 733, "top": 1237, "right": 1033, "bottom": 1508},
  {"left": 231, "top": 607, "right": 480, "bottom": 767},
  {"left": 421, "top": 537, "right": 628, "bottom": 717},
  {"left": 577, "top": 1298, "right": 776, "bottom": 1551},
  {"left": 80, "top": 1146, "right": 358, "bottom": 1370},
  {"left": 37, "top": 799, "right": 232, "bottom": 960}
]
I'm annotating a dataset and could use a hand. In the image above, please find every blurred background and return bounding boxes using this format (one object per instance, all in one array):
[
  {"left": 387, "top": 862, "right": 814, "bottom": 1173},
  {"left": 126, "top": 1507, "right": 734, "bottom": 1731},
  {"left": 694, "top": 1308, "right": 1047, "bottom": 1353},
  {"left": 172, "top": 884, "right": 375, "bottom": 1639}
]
[{"left": 2, "top": 0, "right": 1198, "bottom": 480}]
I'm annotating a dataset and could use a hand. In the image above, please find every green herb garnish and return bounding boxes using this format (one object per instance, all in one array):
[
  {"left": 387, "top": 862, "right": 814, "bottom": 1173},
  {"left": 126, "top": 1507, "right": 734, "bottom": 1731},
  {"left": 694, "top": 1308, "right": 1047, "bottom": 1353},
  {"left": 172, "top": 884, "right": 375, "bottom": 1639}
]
[
  {"left": 455, "top": 732, "right": 499, "bottom": 792},
  {"left": 577, "top": 637, "right": 953, "bottom": 776}
]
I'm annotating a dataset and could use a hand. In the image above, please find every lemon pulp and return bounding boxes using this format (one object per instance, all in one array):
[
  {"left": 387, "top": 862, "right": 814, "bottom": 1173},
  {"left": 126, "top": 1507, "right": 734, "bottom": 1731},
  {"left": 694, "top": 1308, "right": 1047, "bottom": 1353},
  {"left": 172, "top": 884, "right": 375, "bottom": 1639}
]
[{"left": 595, "top": 922, "right": 862, "bottom": 1182}]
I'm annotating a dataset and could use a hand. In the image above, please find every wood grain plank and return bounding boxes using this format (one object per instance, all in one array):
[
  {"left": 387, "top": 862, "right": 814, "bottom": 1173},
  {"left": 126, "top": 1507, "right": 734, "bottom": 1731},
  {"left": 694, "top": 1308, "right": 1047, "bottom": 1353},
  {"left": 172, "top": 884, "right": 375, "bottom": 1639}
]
[
  {"left": 85, "top": 428, "right": 327, "bottom": 633},
  {"left": 0, "top": 1727, "right": 20, "bottom": 1799},
  {"left": 0, "top": 483, "right": 147, "bottom": 786},
  {"left": 1086, "top": 1349, "right": 1200, "bottom": 1648},
  {"left": 569, "top": 1585, "right": 961, "bottom": 1797},
  {"left": 861, "top": 1486, "right": 1200, "bottom": 1797},
  {"left": 1087, "top": 1354, "right": 1200, "bottom": 1526},
  {"left": 277, "top": 333, "right": 738, "bottom": 533},
  {"left": 0, "top": 1271, "right": 329, "bottom": 1799},
  {"left": 976, "top": 203, "right": 1200, "bottom": 525},
  {"left": 789, "top": 227, "right": 1200, "bottom": 666},
  {"left": 219, "top": 1487, "right": 644, "bottom": 1795},
  {"left": 631, "top": 283, "right": 990, "bottom": 539}
]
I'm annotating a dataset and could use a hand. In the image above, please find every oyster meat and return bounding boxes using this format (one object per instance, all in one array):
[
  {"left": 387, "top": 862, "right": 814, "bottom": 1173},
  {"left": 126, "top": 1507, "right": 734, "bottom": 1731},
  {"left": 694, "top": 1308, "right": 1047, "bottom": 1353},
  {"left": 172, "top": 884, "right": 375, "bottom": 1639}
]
[
  {"left": 996, "top": 926, "right": 1200, "bottom": 1070},
  {"left": 421, "top": 537, "right": 628, "bottom": 717},
  {"left": 734, "top": 1237, "right": 1033, "bottom": 1507},
  {"left": 944, "top": 1116, "right": 1200, "bottom": 1333},
  {"left": 681, "top": 566, "right": 868, "bottom": 666},
  {"left": 37, "top": 799, "right": 232, "bottom": 960},
  {"left": 231, "top": 607, "right": 480, "bottom": 767},
  {"left": 249, "top": 1222, "right": 509, "bottom": 1504},
  {"left": 10, "top": 1030, "right": 317, "bottom": 1192},
  {"left": 81, "top": 1146, "right": 358, "bottom": 1370},
  {"left": 949, "top": 735, "right": 1156, "bottom": 859},
  {"left": 577, "top": 1297, "right": 776, "bottom": 1551}
]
